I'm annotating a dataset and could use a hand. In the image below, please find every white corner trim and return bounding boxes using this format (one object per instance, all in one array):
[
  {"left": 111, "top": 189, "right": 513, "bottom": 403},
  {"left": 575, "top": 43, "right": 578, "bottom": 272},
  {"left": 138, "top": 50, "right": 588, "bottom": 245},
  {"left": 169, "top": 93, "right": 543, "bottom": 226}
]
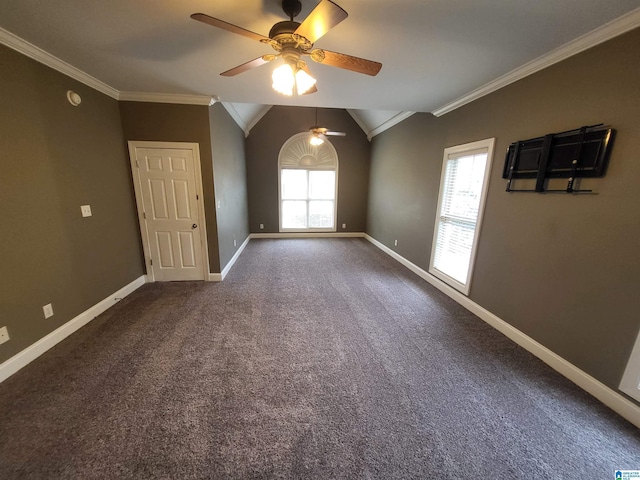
[
  {"left": 346, "top": 110, "right": 373, "bottom": 141},
  {"left": 0, "top": 27, "right": 119, "bottom": 100},
  {"left": 220, "top": 102, "right": 273, "bottom": 137},
  {"left": 368, "top": 111, "right": 416, "bottom": 138},
  {"left": 221, "top": 103, "right": 250, "bottom": 137},
  {"left": 0, "top": 275, "right": 146, "bottom": 384},
  {"left": 244, "top": 105, "right": 273, "bottom": 134},
  {"left": 364, "top": 234, "right": 640, "bottom": 429},
  {"left": 250, "top": 232, "right": 365, "bottom": 239},
  {"left": 346, "top": 110, "right": 416, "bottom": 140},
  {"left": 220, "top": 236, "right": 251, "bottom": 280},
  {"left": 432, "top": 7, "right": 640, "bottom": 117},
  {"left": 119, "top": 91, "right": 215, "bottom": 106},
  {"left": 208, "top": 273, "right": 223, "bottom": 282}
]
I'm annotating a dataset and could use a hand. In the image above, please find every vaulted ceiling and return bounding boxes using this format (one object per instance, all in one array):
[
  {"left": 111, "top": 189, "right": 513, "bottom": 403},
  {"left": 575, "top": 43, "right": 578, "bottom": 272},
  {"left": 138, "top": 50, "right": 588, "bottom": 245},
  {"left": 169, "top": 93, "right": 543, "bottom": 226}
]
[{"left": 1, "top": 1, "right": 639, "bottom": 136}]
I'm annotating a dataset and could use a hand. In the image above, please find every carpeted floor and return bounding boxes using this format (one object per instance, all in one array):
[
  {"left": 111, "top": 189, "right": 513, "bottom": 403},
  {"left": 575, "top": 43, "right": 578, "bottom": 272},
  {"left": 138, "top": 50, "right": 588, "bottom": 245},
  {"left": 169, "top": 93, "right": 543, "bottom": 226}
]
[{"left": 0, "top": 238, "right": 638, "bottom": 479}]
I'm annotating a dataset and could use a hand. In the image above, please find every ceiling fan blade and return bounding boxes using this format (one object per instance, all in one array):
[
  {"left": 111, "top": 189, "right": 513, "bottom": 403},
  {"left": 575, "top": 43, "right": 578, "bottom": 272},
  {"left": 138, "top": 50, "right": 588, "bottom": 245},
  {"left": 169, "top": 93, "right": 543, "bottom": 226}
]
[
  {"left": 191, "top": 13, "right": 269, "bottom": 42},
  {"left": 294, "top": 0, "right": 348, "bottom": 44},
  {"left": 325, "top": 131, "right": 346, "bottom": 136},
  {"left": 316, "top": 50, "right": 382, "bottom": 76},
  {"left": 221, "top": 56, "right": 272, "bottom": 77}
]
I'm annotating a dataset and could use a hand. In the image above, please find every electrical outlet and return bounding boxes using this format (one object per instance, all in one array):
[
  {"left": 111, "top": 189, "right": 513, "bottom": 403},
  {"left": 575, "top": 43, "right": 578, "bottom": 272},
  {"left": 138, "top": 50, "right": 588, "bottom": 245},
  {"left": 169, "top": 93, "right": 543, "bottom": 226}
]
[
  {"left": 43, "top": 303, "right": 54, "bottom": 319},
  {"left": 394, "top": 239, "right": 398, "bottom": 247},
  {"left": 342, "top": 223, "right": 346, "bottom": 229},
  {"left": 233, "top": 239, "right": 237, "bottom": 247},
  {"left": 80, "top": 205, "right": 92, "bottom": 217},
  {"left": 0, "top": 326, "right": 9, "bottom": 345},
  {"left": 259, "top": 223, "right": 264, "bottom": 230}
]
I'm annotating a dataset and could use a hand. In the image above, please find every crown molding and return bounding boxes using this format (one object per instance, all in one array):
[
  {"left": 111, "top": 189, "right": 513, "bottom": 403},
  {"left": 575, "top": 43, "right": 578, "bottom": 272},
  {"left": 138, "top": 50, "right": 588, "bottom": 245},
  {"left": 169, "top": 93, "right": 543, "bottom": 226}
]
[
  {"left": 244, "top": 105, "right": 273, "bottom": 134},
  {"left": 368, "top": 111, "right": 416, "bottom": 139},
  {"left": 218, "top": 102, "right": 271, "bottom": 135},
  {"left": 345, "top": 110, "right": 372, "bottom": 140},
  {"left": 221, "top": 103, "right": 249, "bottom": 136},
  {"left": 223, "top": 102, "right": 276, "bottom": 137},
  {"left": 347, "top": 110, "right": 415, "bottom": 140},
  {"left": 0, "top": 27, "right": 119, "bottom": 100},
  {"left": 118, "top": 91, "right": 215, "bottom": 106},
  {"left": 432, "top": 7, "right": 640, "bottom": 117}
]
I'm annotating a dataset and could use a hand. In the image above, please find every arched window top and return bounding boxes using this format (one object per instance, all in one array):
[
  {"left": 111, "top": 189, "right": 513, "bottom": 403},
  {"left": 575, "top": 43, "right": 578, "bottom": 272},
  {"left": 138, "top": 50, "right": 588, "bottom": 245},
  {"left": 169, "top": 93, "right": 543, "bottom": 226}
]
[{"left": 278, "top": 132, "right": 338, "bottom": 170}]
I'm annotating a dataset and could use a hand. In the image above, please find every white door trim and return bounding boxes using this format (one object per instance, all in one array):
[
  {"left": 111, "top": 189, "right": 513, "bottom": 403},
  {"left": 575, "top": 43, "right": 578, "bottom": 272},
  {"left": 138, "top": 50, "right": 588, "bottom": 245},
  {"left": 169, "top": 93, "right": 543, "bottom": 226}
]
[{"left": 128, "top": 141, "right": 210, "bottom": 282}]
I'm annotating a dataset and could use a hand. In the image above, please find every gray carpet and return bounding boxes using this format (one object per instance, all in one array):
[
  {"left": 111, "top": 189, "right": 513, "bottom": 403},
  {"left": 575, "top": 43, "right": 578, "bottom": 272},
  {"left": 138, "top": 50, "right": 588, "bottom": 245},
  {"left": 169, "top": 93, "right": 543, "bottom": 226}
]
[{"left": 0, "top": 238, "right": 638, "bottom": 479}]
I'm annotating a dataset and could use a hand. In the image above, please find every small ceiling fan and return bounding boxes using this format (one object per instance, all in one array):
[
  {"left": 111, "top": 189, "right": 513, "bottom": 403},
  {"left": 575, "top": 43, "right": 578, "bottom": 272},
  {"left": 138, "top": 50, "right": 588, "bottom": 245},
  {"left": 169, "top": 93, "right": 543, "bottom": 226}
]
[
  {"left": 191, "top": 0, "right": 382, "bottom": 95},
  {"left": 308, "top": 108, "right": 345, "bottom": 145}
]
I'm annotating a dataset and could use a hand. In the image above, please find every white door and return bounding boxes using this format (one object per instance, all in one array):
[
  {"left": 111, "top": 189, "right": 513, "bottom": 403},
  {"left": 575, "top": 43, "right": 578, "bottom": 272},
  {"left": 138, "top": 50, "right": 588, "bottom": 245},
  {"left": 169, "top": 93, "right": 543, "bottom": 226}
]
[{"left": 129, "top": 142, "right": 208, "bottom": 281}]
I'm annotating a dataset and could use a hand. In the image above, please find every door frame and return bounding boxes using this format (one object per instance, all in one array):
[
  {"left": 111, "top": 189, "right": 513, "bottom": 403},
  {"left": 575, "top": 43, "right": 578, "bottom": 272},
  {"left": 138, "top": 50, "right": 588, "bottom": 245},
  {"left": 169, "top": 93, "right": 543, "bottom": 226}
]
[{"left": 128, "top": 141, "right": 211, "bottom": 282}]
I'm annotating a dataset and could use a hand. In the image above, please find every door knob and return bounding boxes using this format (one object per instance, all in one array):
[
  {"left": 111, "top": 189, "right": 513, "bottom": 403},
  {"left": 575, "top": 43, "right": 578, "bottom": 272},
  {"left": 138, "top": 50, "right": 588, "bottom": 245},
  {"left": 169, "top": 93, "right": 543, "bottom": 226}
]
[{"left": 192, "top": 223, "right": 198, "bottom": 229}]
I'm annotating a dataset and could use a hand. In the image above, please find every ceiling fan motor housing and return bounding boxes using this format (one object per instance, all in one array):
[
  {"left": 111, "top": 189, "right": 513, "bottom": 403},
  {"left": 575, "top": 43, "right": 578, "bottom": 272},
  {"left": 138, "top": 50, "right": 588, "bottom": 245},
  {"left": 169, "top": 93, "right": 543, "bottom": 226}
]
[
  {"left": 268, "top": 20, "right": 313, "bottom": 68},
  {"left": 268, "top": 21, "right": 300, "bottom": 39}
]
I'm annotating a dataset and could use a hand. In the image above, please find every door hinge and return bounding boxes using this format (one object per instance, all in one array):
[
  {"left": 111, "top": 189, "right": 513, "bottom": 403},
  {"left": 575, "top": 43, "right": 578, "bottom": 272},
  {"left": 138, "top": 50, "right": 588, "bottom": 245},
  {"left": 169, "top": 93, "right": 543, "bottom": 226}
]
[
  {"left": 143, "top": 212, "right": 146, "bottom": 219},
  {"left": 150, "top": 258, "right": 153, "bottom": 266},
  {"left": 136, "top": 160, "right": 140, "bottom": 168},
  {"left": 196, "top": 194, "right": 199, "bottom": 200}
]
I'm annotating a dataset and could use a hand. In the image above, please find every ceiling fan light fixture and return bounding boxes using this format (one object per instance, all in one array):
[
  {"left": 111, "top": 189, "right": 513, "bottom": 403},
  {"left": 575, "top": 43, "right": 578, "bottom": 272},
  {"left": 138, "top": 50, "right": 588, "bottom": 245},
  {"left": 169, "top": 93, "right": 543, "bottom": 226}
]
[
  {"left": 271, "top": 62, "right": 316, "bottom": 96},
  {"left": 310, "top": 134, "right": 324, "bottom": 146},
  {"left": 295, "top": 68, "right": 316, "bottom": 95},
  {"left": 272, "top": 63, "right": 295, "bottom": 95}
]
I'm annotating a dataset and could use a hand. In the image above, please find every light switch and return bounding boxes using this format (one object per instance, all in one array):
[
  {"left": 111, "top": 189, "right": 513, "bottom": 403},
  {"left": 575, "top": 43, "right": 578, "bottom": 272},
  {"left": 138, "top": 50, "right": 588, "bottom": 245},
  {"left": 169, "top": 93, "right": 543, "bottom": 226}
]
[
  {"left": 81, "top": 205, "right": 92, "bottom": 217},
  {"left": 43, "top": 303, "right": 54, "bottom": 319}
]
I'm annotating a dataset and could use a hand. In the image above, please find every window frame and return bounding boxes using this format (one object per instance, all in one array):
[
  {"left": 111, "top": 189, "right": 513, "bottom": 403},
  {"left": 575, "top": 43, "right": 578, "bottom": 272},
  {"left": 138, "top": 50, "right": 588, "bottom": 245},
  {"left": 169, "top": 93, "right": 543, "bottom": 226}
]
[
  {"left": 429, "top": 138, "right": 495, "bottom": 295},
  {"left": 278, "top": 133, "right": 338, "bottom": 233},
  {"left": 280, "top": 168, "right": 337, "bottom": 231}
]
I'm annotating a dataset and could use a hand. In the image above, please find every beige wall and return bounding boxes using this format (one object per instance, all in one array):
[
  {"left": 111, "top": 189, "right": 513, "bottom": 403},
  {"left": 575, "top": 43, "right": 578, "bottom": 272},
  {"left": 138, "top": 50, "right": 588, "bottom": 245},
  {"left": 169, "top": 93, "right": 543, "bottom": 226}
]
[
  {"left": 0, "top": 45, "right": 144, "bottom": 363},
  {"left": 367, "top": 28, "right": 640, "bottom": 394}
]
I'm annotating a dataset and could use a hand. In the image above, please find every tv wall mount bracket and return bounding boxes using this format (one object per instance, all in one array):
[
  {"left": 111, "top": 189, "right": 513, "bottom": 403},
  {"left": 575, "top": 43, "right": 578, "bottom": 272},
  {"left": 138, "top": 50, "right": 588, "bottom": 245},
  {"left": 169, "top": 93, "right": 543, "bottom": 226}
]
[{"left": 503, "top": 124, "right": 614, "bottom": 194}]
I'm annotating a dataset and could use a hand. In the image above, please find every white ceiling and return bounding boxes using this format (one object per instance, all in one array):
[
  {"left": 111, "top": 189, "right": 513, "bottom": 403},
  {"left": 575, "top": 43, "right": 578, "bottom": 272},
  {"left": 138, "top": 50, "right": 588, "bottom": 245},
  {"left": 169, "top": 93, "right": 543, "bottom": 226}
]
[{"left": 1, "top": 1, "right": 639, "bottom": 136}]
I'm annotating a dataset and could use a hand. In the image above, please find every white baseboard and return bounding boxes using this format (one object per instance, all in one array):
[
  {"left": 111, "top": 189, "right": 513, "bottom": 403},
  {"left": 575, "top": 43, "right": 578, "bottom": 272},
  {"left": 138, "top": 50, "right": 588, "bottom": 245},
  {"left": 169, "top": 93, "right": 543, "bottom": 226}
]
[
  {"left": 208, "top": 241, "right": 248, "bottom": 281},
  {"left": 364, "top": 234, "right": 640, "bottom": 429},
  {"left": 250, "top": 232, "right": 365, "bottom": 239},
  {"left": 0, "top": 275, "right": 146, "bottom": 383},
  {"left": 221, "top": 236, "right": 251, "bottom": 280}
]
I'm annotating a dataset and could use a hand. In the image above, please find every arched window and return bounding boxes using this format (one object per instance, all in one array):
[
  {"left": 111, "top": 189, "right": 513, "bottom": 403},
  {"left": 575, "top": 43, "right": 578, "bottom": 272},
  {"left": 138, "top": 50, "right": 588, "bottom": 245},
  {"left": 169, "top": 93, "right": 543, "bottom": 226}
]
[{"left": 278, "top": 132, "right": 338, "bottom": 232}]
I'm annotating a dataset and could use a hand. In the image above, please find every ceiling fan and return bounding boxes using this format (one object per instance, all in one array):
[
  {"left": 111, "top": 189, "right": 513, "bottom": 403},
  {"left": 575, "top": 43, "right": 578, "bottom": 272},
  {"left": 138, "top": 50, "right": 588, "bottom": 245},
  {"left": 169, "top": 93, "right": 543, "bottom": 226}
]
[
  {"left": 308, "top": 108, "right": 345, "bottom": 145},
  {"left": 191, "top": 0, "right": 382, "bottom": 95}
]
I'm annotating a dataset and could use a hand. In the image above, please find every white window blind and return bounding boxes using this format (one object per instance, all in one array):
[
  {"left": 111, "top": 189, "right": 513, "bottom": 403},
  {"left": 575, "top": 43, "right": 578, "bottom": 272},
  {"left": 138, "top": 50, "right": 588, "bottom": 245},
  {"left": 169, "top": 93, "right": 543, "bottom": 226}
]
[{"left": 430, "top": 139, "right": 495, "bottom": 295}]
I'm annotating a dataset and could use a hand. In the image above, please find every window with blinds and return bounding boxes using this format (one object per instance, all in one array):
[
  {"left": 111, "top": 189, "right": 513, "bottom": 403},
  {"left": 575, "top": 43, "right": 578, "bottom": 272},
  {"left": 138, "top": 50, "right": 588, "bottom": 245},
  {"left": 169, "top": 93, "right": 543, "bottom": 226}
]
[{"left": 429, "top": 138, "right": 495, "bottom": 295}]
